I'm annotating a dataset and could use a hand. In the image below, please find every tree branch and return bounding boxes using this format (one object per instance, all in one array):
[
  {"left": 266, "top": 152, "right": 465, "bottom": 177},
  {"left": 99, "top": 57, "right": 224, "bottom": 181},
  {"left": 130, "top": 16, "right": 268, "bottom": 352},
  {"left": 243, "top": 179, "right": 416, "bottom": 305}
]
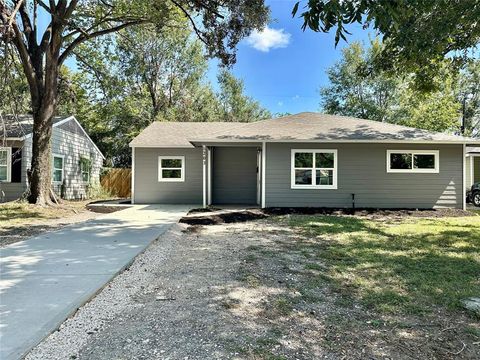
[
  {"left": 7, "top": 0, "right": 23, "bottom": 27},
  {"left": 58, "top": 19, "right": 148, "bottom": 65},
  {"left": 169, "top": 0, "right": 208, "bottom": 46}
]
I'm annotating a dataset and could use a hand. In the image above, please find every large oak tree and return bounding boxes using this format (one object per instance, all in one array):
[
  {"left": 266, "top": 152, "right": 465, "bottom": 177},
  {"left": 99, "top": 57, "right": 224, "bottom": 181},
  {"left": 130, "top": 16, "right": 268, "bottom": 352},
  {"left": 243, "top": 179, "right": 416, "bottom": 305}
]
[{"left": 0, "top": 0, "right": 268, "bottom": 205}]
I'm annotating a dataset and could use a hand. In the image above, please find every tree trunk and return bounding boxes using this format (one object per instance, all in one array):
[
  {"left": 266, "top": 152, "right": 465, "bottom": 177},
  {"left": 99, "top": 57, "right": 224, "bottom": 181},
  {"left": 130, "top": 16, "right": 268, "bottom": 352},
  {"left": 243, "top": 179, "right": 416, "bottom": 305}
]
[
  {"left": 27, "top": 108, "right": 54, "bottom": 205},
  {"left": 27, "top": 44, "right": 59, "bottom": 205}
]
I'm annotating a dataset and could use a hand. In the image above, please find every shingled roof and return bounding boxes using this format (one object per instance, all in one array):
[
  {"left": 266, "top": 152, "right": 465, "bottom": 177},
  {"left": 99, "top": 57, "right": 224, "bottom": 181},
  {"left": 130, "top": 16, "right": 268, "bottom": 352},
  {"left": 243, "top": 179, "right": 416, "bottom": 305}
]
[
  {"left": 129, "top": 122, "right": 247, "bottom": 148},
  {"left": 131, "top": 113, "right": 479, "bottom": 147},
  {"left": 1, "top": 115, "right": 70, "bottom": 138}
]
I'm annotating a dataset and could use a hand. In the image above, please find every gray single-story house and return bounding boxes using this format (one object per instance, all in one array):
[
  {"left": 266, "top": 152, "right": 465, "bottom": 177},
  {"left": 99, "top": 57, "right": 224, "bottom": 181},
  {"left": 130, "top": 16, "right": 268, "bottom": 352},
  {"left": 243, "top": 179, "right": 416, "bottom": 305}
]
[
  {"left": 0, "top": 115, "right": 104, "bottom": 202},
  {"left": 130, "top": 112, "right": 479, "bottom": 210}
]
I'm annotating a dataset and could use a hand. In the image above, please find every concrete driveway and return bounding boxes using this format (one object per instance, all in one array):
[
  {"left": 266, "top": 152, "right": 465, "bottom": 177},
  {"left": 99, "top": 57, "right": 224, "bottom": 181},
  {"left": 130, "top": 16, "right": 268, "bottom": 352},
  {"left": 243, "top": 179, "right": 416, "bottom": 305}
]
[{"left": 0, "top": 205, "right": 191, "bottom": 360}]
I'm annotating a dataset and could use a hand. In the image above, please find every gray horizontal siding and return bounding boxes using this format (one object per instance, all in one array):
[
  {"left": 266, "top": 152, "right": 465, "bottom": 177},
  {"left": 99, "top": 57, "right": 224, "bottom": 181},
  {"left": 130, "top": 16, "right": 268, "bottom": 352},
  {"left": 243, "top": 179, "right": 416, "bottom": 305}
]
[
  {"left": 50, "top": 125, "right": 103, "bottom": 200},
  {"left": 0, "top": 140, "right": 27, "bottom": 202},
  {"left": 265, "top": 143, "right": 463, "bottom": 209},
  {"left": 134, "top": 147, "right": 203, "bottom": 204}
]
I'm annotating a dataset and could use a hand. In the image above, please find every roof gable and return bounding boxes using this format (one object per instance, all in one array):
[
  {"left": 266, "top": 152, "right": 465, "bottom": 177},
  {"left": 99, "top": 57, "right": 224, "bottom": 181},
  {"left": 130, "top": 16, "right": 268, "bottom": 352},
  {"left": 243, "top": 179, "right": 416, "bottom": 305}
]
[{"left": 1, "top": 115, "right": 104, "bottom": 159}]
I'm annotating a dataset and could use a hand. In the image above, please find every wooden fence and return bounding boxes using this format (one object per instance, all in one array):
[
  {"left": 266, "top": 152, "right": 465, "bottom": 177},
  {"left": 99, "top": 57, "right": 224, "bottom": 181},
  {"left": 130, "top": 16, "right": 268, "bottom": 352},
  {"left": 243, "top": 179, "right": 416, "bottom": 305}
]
[{"left": 101, "top": 168, "right": 132, "bottom": 198}]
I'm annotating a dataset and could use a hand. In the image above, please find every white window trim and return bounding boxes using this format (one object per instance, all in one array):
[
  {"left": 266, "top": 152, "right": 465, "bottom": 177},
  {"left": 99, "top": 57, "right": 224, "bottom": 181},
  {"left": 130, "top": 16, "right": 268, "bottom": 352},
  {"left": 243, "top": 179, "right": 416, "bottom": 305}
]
[
  {"left": 52, "top": 153, "right": 65, "bottom": 183},
  {"left": 386, "top": 150, "right": 439, "bottom": 173},
  {"left": 291, "top": 149, "right": 338, "bottom": 189},
  {"left": 80, "top": 156, "right": 91, "bottom": 184},
  {"left": 0, "top": 147, "right": 12, "bottom": 183},
  {"left": 158, "top": 156, "right": 185, "bottom": 182}
]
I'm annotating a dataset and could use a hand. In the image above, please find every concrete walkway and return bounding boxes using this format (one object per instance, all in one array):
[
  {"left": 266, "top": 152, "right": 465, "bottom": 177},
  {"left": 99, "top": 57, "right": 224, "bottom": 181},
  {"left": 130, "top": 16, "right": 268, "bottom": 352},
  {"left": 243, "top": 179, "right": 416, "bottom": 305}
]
[{"left": 0, "top": 205, "right": 191, "bottom": 360}]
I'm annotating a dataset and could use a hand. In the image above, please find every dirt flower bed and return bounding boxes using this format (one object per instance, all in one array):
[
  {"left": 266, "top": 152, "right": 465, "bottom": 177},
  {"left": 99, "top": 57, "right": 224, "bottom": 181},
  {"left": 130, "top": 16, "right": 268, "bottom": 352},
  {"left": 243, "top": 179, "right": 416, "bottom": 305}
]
[{"left": 28, "top": 214, "right": 480, "bottom": 359}]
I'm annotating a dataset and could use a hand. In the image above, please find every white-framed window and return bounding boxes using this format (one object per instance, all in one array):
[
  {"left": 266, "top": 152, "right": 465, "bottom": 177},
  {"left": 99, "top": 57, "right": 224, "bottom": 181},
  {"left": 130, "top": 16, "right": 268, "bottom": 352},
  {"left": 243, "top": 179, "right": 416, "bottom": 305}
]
[
  {"left": 0, "top": 147, "right": 12, "bottom": 183},
  {"left": 52, "top": 154, "right": 65, "bottom": 183},
  {"left": 291, "top": 149, "right": 338, "bottom": 189},
  {"left": 80, "top": 156, "right": 91, "bottom": 183},
  {"left": 158, "top": 156, "right": 185, "bottom": 182},
  {"left": 387, "top": 150, "right": 439, "bottom": 173}
]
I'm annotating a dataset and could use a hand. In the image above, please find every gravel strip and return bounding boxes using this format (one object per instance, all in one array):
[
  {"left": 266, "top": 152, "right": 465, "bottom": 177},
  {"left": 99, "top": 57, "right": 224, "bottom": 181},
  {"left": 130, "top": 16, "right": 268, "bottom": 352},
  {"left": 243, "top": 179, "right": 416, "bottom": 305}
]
[{"left": 25, "top": 224, "right": 185, "bottom": 360}]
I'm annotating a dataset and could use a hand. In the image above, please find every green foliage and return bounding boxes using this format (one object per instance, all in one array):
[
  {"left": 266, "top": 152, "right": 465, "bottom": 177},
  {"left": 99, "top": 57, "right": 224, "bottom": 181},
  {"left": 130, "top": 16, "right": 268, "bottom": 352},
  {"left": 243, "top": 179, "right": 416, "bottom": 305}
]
[
  {"left": 57, "top": 23, "right": 270, "bottom": 167},
  {"left": 320, "top": 40, "right": 476, "bottom": 133},
  {"left": 294, "top": 0, "right": 480, "bottom": 90},
  {"left": 217, "top": 69, "right": 271, "bottom": 122},
  {"left": 320, "top": 40, "right": 398, "bottom": 122},
  {"left": 0, "top": 48, "right": 30, "bottom": 115}
]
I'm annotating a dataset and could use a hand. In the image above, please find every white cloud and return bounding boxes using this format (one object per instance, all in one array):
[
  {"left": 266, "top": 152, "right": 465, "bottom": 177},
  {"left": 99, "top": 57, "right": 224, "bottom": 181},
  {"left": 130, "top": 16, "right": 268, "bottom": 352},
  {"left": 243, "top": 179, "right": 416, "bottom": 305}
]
[
  {"left": 246, "top": 27, "right": 291, "bottom": 52},
  {"left": 277, "top": 101, "right": 284, "bottom": 107}
]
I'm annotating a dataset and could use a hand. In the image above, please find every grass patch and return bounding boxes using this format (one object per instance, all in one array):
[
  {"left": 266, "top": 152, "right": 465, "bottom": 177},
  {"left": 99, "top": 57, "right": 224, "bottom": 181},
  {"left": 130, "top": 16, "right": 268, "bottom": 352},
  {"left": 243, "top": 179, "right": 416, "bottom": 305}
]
[
  {"left": 288, "top": 215, "right": 480, "bottom": 315},
  {"left": 0, "top": 201, "right": 89, "bottom": 226}
]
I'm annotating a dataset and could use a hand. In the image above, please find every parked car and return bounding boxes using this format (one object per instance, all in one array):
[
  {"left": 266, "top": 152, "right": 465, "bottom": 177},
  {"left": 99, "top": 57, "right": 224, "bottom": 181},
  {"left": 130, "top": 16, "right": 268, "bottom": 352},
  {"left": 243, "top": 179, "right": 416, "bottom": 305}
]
[{"left": 467, "top": 182, "right": 480, "bottom": 207}]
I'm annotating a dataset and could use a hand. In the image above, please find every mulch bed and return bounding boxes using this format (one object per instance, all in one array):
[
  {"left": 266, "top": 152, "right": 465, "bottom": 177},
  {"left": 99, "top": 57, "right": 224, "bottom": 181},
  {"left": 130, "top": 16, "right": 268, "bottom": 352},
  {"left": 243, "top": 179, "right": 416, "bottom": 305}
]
[{"left": 181, "top": 207, "right": 474, "bottom": 225}]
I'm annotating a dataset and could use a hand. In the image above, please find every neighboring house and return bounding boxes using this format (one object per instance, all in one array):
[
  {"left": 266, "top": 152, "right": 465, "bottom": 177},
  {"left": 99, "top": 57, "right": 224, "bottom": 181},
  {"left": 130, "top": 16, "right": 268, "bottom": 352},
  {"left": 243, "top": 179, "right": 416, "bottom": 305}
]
[
  {"left": 130, "top": 112, "right": 479, "bottom": 210},
  {"left": 466, "top": 147, "right": 480, "bottom": 189},
  {"left": 0, "top": 115, "right": 104, "bottom": 202}
]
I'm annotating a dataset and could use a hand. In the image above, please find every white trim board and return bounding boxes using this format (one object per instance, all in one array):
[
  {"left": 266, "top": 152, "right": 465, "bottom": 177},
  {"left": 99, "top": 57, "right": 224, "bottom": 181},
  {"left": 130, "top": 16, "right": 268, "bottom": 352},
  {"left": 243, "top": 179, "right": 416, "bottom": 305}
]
[
  {"left": 0, "top": 146, "right": 12, "bottom": 182},
  {"left": 131, "top": 147, "right": 135, "bottom": 204},
  {"left": 52, "top": 153, "right": 65, "bottom": 183},
  {"left": 188, "top": 139, "right": 479, "bottom": 145}
]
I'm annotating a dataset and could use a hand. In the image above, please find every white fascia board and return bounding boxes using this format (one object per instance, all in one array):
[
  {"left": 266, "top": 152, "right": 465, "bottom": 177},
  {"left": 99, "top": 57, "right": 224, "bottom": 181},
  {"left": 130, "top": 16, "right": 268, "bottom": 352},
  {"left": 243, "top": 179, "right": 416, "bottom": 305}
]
[{"left": 188, "top": 139, "right": 479, "bottom": 145}]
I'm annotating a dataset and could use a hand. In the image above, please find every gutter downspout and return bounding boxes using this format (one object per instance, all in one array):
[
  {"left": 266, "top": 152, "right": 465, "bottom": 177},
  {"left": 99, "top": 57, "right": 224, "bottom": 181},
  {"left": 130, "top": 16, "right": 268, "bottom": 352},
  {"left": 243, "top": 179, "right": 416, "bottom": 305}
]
[
  {"left": 202, "top": 145, "right": 207, "bottom": 208},
  {"left": 261, "top": 141, "right": 266, "bottom": 208},
  {"left": 463, "top": 143, "right": 466, "bottom": 211},
  {"left": 131, "top": 147, "right": 135, "bottom": 204}
]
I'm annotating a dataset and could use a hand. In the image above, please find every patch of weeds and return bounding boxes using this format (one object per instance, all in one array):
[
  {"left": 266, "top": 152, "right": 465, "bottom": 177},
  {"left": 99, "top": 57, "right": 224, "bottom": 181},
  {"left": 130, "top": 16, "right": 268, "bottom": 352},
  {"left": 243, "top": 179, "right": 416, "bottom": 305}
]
[
  {"left": 243, "top": 254, "right": 257, "bottom": 263},
  {"left": 304, "top": 262, "right": 324, "bottom": 271},
  {"left": 238, "top": 273, "right": 261, "bottom": 288},
  {"left": 221, "top": 298, "right": 241, "bottom": 310},
  {"left": 333, "top": 294, "right": 355, "bottom": 308},
  {"left": 361, "top": 289, "right": 409, "bottom": 314},
  {"left": 464, "top": 326, "right": 480, "bottom": 338},
  {"left": 273, "top": 297, "right": 294, "bottom": 316},
  {"left": 289, "top": 214, "right": 480, "bottom": 317}
]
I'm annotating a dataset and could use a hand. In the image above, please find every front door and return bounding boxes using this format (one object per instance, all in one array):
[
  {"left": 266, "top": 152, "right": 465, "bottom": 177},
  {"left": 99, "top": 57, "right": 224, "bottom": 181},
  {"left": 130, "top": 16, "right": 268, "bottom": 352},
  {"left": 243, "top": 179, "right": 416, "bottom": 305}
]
[{"left": 212, "top": 147, "right": 258, "bottom": 205}]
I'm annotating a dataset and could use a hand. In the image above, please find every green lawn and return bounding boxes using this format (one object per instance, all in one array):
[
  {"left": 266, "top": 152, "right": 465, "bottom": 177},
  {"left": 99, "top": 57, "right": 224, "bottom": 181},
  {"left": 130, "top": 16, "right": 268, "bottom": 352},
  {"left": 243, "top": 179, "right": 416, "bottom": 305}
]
[{"left": 288, "top": 215, "right": 480, "bottom": 316}]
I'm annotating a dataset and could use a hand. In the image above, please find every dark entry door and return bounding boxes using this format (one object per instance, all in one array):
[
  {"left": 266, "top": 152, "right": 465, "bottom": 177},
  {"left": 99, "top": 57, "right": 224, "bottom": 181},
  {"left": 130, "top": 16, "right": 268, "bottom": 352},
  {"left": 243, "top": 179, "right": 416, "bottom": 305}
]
[{"left": 212, "top": 147, "right": 258, "bottom": 205}]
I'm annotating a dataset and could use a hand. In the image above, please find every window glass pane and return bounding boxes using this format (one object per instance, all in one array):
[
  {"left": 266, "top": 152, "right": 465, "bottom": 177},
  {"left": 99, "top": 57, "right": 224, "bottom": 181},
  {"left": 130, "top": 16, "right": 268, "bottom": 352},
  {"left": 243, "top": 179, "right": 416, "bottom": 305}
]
[
  {"left": 414, "top": 154, "right": 435, "bottom": 169},
  {"left": 162, "top": 169, "right": 182, "bottom": 179},
  {"left": 0, "top": 166, "right": 7, "bottom": 181},
  {"left": 162, "top": 159, "right": 182, "bottom": 168},
  {"left": 0, "top": 150, "right": 7, "bottom": 165},
  {"left": 316, "top": 169, "right": 333, "bottom": 185},
  {"left": 294, "top": 153, "right": 313, "bottom": 168},
  {"left": 54, "top": 157, "right": 63, "bottom": 169},
  {"left": 82, "top": 172, "right": 89, "bottom": 182},
  {"left": 53, "top": 169, "right": 62, "bottom": 182},
  {"left": 316, "top": 153, "right": 334, "bottom": 168},
  {"left": 390, "top": 153, "right": 412, "bottom": 169},
  {"left": 294, "top": 169, "right": 312, "bottom": 185}
]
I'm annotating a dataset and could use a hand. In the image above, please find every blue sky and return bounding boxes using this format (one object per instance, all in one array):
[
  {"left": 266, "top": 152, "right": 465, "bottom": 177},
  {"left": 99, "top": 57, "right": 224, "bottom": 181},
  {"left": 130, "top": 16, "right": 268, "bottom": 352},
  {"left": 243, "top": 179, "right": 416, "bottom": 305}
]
[
  {"left": 208, "top": 0, "right": 374, "bottom": 115},
  {"left": 38, "top": 0, "right": 374, "bottom": 115}
]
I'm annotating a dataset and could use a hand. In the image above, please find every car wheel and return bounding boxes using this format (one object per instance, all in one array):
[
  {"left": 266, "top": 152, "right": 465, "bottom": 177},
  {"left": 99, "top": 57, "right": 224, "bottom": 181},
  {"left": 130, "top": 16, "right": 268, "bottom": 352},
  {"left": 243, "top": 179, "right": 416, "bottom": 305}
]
[{"left": 473, "top": 192, "right": 480, "bottom": 207}]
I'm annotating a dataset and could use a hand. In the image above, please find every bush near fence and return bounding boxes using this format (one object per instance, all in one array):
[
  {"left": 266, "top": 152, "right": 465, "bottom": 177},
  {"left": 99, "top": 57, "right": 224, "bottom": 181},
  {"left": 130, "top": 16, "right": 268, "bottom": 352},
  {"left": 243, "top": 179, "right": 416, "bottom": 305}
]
[{"left": 100, "top": 168, "right": 131, "bottom": 198}]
